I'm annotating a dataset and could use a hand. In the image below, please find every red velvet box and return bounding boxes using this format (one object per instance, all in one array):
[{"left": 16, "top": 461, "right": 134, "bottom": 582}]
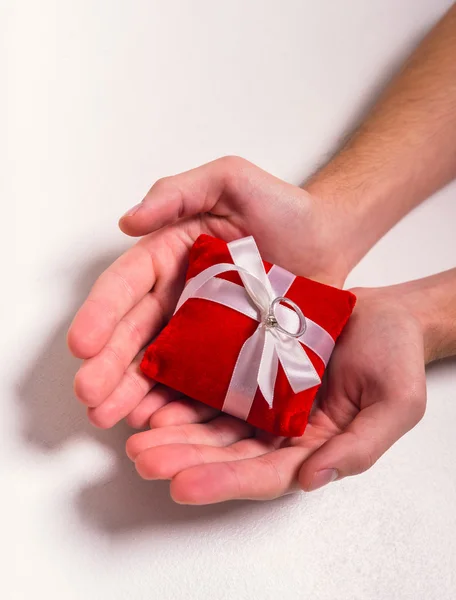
[{"left": 141, "top": 234, "right": 356, "bottom": 437}]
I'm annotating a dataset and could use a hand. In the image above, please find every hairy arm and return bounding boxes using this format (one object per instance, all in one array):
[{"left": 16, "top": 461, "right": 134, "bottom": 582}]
[{"left": 306, "top": 4, "right": 456, "bottom": 272}]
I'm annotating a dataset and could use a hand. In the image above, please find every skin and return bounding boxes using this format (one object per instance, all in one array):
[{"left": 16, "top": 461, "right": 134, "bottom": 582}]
[
  {"left": 124, "top": 269, "right": 456, "bottom": 504},
  {"left": 68, "top": 6, "right": 456, "bottom": 503},
  {"left": 126, "top": 282, "right": 429, "bottom": 502}
]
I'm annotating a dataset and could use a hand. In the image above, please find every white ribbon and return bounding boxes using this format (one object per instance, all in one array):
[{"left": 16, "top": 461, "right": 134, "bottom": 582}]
[{"left": 174, "top": 236, "right": 335, "bottom": 421}]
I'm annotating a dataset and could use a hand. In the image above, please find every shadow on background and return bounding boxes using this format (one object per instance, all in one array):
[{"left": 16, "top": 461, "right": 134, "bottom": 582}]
[
  {"left": 425, "top": 355, "right": 456, "bottom": 385},
  {"left": 15, "top": 254, "right": 279, "bottom": 538}
]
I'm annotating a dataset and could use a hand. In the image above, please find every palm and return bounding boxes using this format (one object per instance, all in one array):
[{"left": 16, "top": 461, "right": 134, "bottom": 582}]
[{"left": 125, "top": 288, "right": 426, "bottom": 504}]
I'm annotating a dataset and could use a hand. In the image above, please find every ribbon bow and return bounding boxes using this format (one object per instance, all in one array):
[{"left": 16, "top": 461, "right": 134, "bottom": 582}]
[{"left": 174, "top": 236, "right": 335, "bottom": 421}]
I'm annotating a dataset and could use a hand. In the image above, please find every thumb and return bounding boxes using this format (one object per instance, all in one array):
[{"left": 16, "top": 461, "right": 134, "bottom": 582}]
[
  {"left": 119, "top": 156, "right": 248, "bottom": 237},
  {"left": 299, "top": 392, "right": 425, "bottom": 492}
]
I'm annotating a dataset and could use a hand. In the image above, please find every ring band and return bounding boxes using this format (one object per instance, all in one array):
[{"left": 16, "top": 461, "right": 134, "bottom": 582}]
[{"left": 269, "top": 296, "right": 307, "bottom": 338}]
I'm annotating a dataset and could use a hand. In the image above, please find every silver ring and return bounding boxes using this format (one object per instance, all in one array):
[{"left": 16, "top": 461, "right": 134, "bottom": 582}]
[{"left": 268, "top": 296, "right": 307, "bottom": 338}]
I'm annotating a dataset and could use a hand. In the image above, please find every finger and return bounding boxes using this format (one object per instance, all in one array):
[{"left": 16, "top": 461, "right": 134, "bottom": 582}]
[
  {"left": 126, "top": 415, "right": 253, "bottom": 460},
  {"left": 149, "top": 397, "right": 220, "bottom": 428},
  {"left": 73, "top": 292, "right": 165, "bottom": 407},
  {"left": 87, "top": 355, "right": 153, "bottom": 429},
  {"left": 119, "top": 156, "right": 249, "bottom": 237},
  {"left": 126, "top": 386, "right": 183, "bottom": 429},
  {"left": 134, "top": 438, "right": 277, "bottom": 480},
  {"left": 170, "top": 446, "right": 309, "bottom": 505},
  {"left": 68, "top": 244, "right": 156, "bottom": 358},
  {"left": 298, "top": 389, "right": 426, "bottom": 491}
]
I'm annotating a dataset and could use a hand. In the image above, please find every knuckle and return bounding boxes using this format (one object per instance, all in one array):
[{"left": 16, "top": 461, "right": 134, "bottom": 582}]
[
  {"left": 125, "top": 413, "right": 144, "bottom": 430},
  {"left": 121, "top": 317, "right": 142, "bottom": 346},
  {"left": 87, "top": 408, "right": 111, "bottom": 430},
  {"left": 216, "top": 155, "right": 252, "bottom": 193},
  {"left": 141, "top": 454, "right": 170, "bottom": 479},
  {"left": 151, "top": 176, "right": 184, "bottom": 217},
  {"left": 104, "top": 270, "right": 136, "bottom": 302},
  {"left": 224, "top": 461, "right": 243, "bottom": 498},
  {"left": 124, "top": 369, "right": 149, "bottom": 396},
  {"left": 400, "top": 385, "right": 427, "bottom": 426},
  {"left": 227, "top": 444, "right": 243, "bottom": 459},
  {"left": 345, "top": 431, "right": 377, "bottom": 475},
  {"left": 73, "top": 370, "right": 101, "bottom": 407},
  {"left": 151, "top": 176, "right": 180, "bottom": 200},
  {"left": 357, "top": 448, "right": 376, "bottom": 474},
  {"left": 149, "top": 411, "right": 171, "bottom": 428},
  {"left": 256, "top": 455, "right": 283, "bottom": 497},
  {"left": 152, "top": 175, "right": 173, "bottom": 191},
  {"left": 218, "top": 154, "right": 243, "bottom": 165},
  {"left": 217, "top": 155, "right": 246, "bottom": 173},
  {"left": 407, "top": 394, "right": 427, "bottom": 425}
]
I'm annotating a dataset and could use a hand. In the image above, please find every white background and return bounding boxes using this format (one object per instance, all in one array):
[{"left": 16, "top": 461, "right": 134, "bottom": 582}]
[{"left": 3, "top": 1, "right": 456, "bottom": 599}]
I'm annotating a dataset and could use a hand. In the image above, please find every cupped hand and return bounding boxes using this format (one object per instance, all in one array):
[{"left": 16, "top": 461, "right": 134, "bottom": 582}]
[
  {"left": 125, "top": 286, "right": 427, "bottom": 504},
  {"left": 67, "top": 157, "right": 348, "bottom": 429}
]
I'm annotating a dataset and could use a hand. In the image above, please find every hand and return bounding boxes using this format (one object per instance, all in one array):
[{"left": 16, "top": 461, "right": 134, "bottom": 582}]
[
  {"left": 125, "top": 286, "right": 427, "bottom": 504},
  {"left": 67, "top": 156, "right": 350, "bottom": 428}
]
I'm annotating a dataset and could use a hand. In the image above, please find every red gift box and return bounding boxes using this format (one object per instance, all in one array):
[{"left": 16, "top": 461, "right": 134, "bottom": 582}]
[{"left": 141, "top": 234, "right": 356, "bottom": 437}]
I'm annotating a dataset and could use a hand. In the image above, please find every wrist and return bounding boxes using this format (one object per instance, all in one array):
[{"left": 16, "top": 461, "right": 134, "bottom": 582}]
[
  {"left": 304, "top": 121, "right": 434, "bottom": 274},
  {"left": 372, "top": 271, "right": 456, "bottom": 363},
  {"left": 304, "top": 166, "right": 396, "bottom": 274},
  {"left": 403, "top": 274, "right": 456, "bottom": 364}
]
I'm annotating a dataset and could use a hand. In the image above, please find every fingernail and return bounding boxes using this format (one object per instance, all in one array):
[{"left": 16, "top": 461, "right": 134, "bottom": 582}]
[
  {"left": 122, "top": 203, "right": 142, "bottom": 218},
  {"left": 309, "top": 468, "right": 338, "bottom": 491}
]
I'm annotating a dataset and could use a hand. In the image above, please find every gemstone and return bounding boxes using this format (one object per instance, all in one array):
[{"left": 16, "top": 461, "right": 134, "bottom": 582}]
[{"left": 265, "top": 314, "right": 278, "bottom": 328}]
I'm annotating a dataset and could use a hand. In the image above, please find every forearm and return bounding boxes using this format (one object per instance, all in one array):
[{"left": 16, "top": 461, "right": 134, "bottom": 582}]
[{"left": 306, "top": 4, "right": 456, "bottom": 272}]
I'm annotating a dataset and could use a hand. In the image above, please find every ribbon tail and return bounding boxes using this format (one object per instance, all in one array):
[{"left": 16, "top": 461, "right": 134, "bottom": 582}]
[
  {"left": 222, "top": 327, "right": 266, "bottom": 421},
  {"left": 275, "top": 334, "right": 321, "bottom": 394},
  {"left": 257, "top": 330, "right": 279, "bottom": 409}
]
